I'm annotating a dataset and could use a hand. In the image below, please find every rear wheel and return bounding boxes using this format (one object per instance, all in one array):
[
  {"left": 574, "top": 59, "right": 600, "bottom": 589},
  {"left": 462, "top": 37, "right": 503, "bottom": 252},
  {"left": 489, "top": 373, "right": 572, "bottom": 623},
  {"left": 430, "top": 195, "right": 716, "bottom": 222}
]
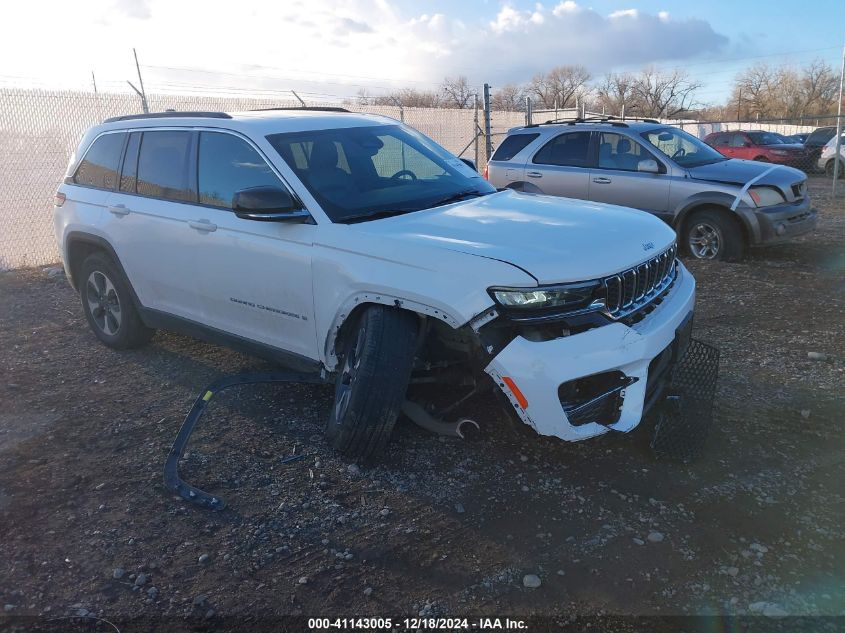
[
  {"left": 325, "top": 305, "right": 418, "bottom": 462},
  {"left": 683, "top": 209, "right": 746, "bottom": 262},
  {"left": 79, "top": 252, "right": 154, "bottom": 349}
]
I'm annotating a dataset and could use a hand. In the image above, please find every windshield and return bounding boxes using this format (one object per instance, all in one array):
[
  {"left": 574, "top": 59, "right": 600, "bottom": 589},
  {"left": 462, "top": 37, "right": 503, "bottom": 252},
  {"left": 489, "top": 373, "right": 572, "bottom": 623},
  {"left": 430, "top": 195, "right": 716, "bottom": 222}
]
[
  {"left": 267, "top": 124, "right": 494, "bottom": 223},
  {"left": 748, "top": 131, "right": 785, "bottom": 145},
  {"left": 641, "top": 127, "right": 726, "bottom": 168}
]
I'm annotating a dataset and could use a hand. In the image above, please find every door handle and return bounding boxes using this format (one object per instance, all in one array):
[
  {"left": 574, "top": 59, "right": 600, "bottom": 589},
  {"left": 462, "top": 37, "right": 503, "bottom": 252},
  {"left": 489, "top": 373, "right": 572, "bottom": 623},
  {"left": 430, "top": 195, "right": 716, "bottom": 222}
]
[
  {"left": 526, "top": 171, "right": 543, "bottom": 178},
  {"left": 188, "top": 219, "right": 217, "bottom": 233},
  {"left": 592, "top": 177, "right": 612, "bottom": 184},
  {"left": 107, "top": 204, "right": 130, "bottom": 216}
]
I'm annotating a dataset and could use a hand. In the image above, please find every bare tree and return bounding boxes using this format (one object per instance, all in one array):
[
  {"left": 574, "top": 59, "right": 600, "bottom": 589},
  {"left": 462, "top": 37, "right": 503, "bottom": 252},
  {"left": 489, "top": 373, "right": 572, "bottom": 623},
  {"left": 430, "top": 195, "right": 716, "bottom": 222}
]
[
  {"left": 440, "top": 76, "right": 474, "bottom": 109},
  {"left": 726, "top": 59, "right": 838, "bottom": 120},
  {"left": 629, "top": 67, "right": 702, "bottom": 118},
  {"left": 528, "top": 65, "right": 591, "bottom": 109},
  {"left": 492, "top": 84, "right": 525, "bottom": 111},
  {"left": 595, "top": 72, "right": 636, "bottom": 116},
  {"left": 371, "top": 88, "right": 442, "bottom": 108}
]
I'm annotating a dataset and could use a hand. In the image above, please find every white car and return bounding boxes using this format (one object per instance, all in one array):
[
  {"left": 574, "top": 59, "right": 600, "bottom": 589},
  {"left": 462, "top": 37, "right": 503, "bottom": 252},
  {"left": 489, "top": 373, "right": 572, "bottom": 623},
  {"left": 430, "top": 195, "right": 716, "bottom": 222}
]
[
  {"left": 55, "top": 108, "right": 696, "bottom": 460},
  {"left": 818, "top": 132, "right": 845, "bottom": 178}
]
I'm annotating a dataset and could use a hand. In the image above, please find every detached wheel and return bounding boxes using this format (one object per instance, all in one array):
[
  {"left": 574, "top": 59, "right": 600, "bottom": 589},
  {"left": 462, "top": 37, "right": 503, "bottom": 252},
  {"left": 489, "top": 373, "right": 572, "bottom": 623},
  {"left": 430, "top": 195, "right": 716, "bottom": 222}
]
[
  {"left": 326, "top": 305, "right": 418, "bottom": 462},
  {"left": 684, "top": 209, "right": 746, "bottom": 262},
  {"left": 79, "top": 252, "right": 154, "bottom": 349}
]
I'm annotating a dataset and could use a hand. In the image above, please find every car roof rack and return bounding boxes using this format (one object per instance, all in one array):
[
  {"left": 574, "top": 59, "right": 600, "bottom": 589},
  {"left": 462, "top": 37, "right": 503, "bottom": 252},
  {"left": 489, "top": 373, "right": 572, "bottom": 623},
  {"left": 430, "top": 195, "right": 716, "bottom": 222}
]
[
  {"left": 103, "top": 111, "right": 232, "bottom": 123},
  {"left": 524, "top": 115, "right": 661, "bottom": 129},
  {"left": 249, "top": 106, "right": 350, "bottom": 113}
]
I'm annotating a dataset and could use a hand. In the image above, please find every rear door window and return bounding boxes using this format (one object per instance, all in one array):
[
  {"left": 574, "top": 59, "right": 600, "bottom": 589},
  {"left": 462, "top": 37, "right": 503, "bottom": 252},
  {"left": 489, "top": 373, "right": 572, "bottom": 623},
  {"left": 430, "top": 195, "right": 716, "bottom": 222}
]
[
  {"left": 492, "top": 133, "right": 540, "bottom": 161},
  {"left": 729, "top": 133, "right": 747, "bottom": 147},
  {"left": 136, "top": 131, "right": 196, "bottom": 202},
  {"left": 533, "top": 132, "right": 591, "bottom": 167},
  {"left": 197, "top": 132, "right": 284, "bottom": 208},
  {"left": 73, "top": 132, "right": 126, "bottom": 189}
]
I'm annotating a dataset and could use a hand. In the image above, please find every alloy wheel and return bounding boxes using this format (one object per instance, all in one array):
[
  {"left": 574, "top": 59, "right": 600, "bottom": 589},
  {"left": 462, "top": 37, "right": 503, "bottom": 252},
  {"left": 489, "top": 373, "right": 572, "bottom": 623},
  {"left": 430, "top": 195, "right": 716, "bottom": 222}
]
[
  {"left": 334, "top": 325, "right": 366, "bottom": 422},
  {"left": 86, "top": 270, "right": 122, "bottom": 336},
  {"left": 688, "top": 222, "right": 721, "bottom": 259}
]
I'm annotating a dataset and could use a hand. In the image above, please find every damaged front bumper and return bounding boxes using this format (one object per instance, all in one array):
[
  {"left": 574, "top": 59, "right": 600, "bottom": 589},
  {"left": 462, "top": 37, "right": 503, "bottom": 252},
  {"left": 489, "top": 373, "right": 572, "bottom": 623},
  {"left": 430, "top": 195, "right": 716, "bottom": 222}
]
[{"left": 484, "top": 262, "right": 696, "bottom": 441}]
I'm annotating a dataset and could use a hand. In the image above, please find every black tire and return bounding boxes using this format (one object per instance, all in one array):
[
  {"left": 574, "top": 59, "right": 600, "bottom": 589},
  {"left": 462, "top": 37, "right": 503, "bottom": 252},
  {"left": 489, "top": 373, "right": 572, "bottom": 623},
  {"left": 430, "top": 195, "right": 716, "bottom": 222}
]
[
  {"left": 325, "top": 305, "right": 418, "bottom": 462},
  {"left": 79, "top": 252, "right": 154, "bottom": 349},
  {"left": 826, "top": 159, "right": 844, "bottom": 179},
  {"left": 683, "top": 209, "right": 746, "bottom": 262}
]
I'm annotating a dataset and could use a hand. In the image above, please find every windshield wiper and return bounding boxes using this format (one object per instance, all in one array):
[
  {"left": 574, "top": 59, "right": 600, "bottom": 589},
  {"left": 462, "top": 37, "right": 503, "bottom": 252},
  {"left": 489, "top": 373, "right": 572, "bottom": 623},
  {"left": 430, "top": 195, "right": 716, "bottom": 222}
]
[
  {"left": 340, "top": 208, "right": 416, "bottom": 224},
  {"left": 428, "top": 188, "right": 490, "bottom": 209}
]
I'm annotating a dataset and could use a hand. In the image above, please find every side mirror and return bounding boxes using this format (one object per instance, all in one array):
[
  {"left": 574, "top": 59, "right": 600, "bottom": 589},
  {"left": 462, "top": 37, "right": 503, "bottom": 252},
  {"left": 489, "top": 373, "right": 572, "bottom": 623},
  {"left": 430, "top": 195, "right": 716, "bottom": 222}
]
[
  {"left": 460, "top": 158, "right": 478, "bottom": 172},
  {"left": 232, "top": 186, "right": 310, "bottom": 222},
  {"left": 637, "top": 158, "right": 660, "bottom": 174}
]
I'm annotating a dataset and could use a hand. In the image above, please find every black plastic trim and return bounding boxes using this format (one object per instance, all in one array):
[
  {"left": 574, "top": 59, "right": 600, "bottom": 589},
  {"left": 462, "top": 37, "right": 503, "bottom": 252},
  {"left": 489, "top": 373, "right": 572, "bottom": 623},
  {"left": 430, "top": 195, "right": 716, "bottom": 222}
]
[
  {"left": 139, "top": 308, "right": 321, "bottom": 372},
  {"left": 103, "top": 112, "right": 232, "bottom": 123}
]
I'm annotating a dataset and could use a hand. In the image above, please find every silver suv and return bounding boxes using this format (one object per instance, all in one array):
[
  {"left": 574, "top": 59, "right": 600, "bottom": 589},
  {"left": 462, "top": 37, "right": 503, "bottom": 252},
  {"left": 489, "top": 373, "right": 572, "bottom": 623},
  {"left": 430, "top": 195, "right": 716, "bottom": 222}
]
[{"left": 486, "top": 120, "right": 817, "bottom": 260}]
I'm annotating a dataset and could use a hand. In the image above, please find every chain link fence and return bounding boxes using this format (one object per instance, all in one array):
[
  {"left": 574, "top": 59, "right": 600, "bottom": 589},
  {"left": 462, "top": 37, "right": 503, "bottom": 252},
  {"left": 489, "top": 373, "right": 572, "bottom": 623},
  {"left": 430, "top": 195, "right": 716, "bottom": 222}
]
[
  {"left": 0, "top": 88, "right": 519, "bottom": 271},
  {"left": 2, "top": 88, "right": 841, "bottom": 271}
]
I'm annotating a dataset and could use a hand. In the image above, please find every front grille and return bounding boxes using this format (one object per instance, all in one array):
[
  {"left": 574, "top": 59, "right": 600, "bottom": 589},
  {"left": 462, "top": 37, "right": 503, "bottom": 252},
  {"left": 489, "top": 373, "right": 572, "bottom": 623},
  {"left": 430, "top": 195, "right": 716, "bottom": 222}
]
[{"left": 604, "top": 244, "right": 677, "bottom": 319}]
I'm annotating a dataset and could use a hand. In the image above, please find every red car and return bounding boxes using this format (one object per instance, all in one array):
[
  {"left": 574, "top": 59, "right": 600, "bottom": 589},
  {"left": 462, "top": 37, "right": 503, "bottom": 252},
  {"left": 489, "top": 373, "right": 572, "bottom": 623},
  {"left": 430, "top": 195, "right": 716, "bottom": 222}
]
[{"left": 704, "top": 130, "right": 810, "bottom": 168}]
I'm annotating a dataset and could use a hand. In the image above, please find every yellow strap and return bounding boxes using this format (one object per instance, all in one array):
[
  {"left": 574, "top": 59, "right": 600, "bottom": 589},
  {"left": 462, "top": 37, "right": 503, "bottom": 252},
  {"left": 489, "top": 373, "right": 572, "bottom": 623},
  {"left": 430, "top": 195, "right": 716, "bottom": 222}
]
[{"left": 202, "top": 390, "right": 214, "bottom": 402}]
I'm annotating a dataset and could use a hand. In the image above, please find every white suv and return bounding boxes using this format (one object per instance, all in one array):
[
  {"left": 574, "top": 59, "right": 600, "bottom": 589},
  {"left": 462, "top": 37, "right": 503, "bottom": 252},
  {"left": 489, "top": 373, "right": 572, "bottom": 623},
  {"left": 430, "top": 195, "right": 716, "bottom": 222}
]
[{"left": 55, "top": 108, "right": 696, "bottom": 460}]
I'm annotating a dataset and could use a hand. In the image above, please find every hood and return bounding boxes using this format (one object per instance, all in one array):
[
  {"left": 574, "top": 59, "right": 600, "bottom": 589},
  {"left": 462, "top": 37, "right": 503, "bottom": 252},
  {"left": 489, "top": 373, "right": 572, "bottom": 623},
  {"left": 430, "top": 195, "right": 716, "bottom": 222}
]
[
  {"left": 688, "top": 159, "right": 804, "bottom": 186},
  {"left": 349, "top": 190, "right": 676, "bottom": 284}
]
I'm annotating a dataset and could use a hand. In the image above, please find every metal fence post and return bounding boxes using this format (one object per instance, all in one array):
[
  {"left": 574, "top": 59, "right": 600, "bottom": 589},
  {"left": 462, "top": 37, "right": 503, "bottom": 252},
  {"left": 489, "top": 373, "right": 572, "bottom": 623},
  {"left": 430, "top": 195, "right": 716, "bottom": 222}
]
[
  {"left": 833, "top": 44, "right": 844, "bottom": 195},
  {"left": 473, "top": 92, "right": 479, "bottom": 169},
  {"left": 525, "top": 96, "right": 533, "bottom": 126},
  {"left": 483, "top": 83, "right": 492, "bottom": 163}
]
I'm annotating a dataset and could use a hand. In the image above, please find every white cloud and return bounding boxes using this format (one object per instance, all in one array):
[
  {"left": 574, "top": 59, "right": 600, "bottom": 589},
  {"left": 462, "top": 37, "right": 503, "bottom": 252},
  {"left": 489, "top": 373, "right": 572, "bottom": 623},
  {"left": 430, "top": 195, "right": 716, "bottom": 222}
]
[{"left": 0, "top": 0, "right": 728, "bottom": 97}]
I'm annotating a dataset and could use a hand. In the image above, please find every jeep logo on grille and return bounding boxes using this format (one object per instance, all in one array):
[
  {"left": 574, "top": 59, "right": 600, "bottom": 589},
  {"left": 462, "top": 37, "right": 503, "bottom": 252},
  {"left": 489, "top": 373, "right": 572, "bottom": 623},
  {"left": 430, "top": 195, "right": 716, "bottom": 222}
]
[{"left": 642, "top": 242, "right": 655, "bottom": 251}]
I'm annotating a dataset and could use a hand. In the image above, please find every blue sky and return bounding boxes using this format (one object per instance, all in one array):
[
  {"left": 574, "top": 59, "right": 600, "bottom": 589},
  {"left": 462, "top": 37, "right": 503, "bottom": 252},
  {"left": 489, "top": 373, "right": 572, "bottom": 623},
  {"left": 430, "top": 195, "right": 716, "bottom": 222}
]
[{"left": 1, "top": 0, "right": 843, "bottom": 104}]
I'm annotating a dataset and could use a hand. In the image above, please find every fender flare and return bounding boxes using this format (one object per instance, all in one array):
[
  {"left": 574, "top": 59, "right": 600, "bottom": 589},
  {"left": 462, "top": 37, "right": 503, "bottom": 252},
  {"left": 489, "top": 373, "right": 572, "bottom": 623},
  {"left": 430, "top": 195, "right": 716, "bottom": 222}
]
[
  {"left": 672, "top": 193, "right": 759, "bottom": 244},
  {"left": 323, "top": 292, "right": 463, "bottom": 371},
  {"left": 64, "top": 231, "right": 145, "bottom": 306}
]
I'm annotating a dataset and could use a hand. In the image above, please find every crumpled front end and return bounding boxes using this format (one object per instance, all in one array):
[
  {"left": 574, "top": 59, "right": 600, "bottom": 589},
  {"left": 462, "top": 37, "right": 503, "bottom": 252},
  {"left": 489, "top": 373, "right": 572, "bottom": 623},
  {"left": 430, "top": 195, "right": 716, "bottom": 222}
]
[{"left": 484, "top": 261, "right": 696, "bottom": 442}]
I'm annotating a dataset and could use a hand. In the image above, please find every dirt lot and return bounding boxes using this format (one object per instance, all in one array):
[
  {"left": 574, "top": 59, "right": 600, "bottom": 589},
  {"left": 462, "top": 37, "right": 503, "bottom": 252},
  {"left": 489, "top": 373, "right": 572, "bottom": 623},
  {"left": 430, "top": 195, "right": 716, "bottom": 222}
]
[{"left": 1, "top": 179, "right": 844, "bottom": 630}]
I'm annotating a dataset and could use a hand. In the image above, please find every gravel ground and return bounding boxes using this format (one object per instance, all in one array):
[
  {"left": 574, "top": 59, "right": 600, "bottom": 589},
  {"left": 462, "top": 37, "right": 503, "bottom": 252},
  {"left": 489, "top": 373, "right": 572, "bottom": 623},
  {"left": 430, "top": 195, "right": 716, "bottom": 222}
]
[{"left": 1, "top": 179, "right": 843, "bottom": 629}]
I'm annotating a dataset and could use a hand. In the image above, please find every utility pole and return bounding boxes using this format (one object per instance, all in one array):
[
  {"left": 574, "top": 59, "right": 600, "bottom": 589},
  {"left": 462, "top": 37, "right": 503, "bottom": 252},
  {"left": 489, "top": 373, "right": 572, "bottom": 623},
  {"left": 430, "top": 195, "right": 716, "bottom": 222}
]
[
  {"left": 736, "top": 88, "right": 742, "bottom": 122},
  {"left": 833, "top": 44, "right": 844, "bottom": 195},
  {"left": 482, "top": 83, "right": 492, "bottom": 163},
  {"left": 525, "top": 96, "right": 533, "bottom": 126}
]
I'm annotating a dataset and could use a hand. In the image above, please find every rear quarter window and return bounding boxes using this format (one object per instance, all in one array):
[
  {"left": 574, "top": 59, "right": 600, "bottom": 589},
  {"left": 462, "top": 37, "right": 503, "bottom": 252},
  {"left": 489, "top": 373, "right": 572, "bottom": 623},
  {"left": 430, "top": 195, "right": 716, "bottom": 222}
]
[
  {"left": 492, "top": 133, "right": 539, "bottom": 161},
  {"left": 73, "top": 132, "right": 126, "bottom": 189}
]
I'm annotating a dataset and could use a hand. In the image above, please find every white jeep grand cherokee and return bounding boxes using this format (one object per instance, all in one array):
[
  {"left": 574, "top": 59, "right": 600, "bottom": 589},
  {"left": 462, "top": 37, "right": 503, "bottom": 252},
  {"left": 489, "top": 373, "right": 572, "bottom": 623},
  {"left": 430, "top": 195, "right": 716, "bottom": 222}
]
[{"left": 55, "top": 108, "right": 696, "bottom": 460}]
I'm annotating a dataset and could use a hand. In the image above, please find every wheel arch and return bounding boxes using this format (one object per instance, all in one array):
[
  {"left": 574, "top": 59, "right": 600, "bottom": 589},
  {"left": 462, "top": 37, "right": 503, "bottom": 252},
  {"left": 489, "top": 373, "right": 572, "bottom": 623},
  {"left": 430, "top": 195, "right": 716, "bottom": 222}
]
[
  {"left": 65, "top": 232, "right": 142, "bottom": 307},
  {"left": 323, "top": 293, "right": 462, "bottom": 371},
  {"left": 504, "top": 181, "right": 543, "bottom": 194},
  {"left": 673, "top": 196, "right": 754, "bottom": 246}
]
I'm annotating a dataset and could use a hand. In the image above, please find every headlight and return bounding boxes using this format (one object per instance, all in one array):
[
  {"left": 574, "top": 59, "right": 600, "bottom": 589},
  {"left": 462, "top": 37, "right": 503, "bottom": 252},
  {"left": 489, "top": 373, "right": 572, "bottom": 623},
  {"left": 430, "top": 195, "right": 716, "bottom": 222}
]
[
  {"left": 489, "top": 281, "right": 603, "bottom": 311},
  {"left": 749, "top": 186, "right": 786, "bottom": 207}
]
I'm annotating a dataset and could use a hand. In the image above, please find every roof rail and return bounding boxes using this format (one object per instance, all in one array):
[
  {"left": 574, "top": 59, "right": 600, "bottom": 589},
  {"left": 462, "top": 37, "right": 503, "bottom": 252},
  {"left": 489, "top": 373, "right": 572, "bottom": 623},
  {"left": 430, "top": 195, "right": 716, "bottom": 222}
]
[
  {"left": 250, "top": 106, "right": 350, "bottom": 113},
  {"left": 103, "top": 111, "right": 232, "bottom": 123}
]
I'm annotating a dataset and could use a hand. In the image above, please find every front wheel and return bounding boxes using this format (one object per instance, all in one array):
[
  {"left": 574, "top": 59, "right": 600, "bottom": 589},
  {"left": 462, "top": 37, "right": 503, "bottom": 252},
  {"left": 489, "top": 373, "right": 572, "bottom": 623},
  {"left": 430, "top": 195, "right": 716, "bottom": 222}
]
[
  {"left": 826, "top": 159, "right": 844, "bottom": 179},
  {"left": 325, "top": 305, "right": 418, "bottom": 462},
  {"left": 683, "top": 210, "right": 746, "bottom": 262}
]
